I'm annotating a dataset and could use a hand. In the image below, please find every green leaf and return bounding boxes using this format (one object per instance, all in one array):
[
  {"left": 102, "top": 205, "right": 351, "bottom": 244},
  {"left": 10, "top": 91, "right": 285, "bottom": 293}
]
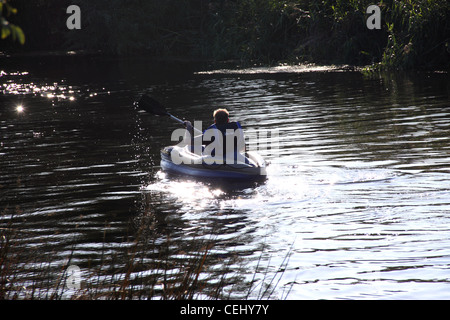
[
  {"left": 14, "top": 25, "right": 25, "bottom": 44},
  {"left": 1, "top": 26, "right": 10, "bottom": 39},
  {"left": 4, "top": 3, "right": 17, "bottom": 16},
  {"left": 0, "top": 23, "right": 25, "bottom": 44}
]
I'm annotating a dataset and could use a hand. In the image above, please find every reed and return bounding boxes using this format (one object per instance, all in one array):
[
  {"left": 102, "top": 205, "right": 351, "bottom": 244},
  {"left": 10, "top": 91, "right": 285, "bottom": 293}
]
[{"left": 1, "top": 207, "right": 293, "bottom": 300}]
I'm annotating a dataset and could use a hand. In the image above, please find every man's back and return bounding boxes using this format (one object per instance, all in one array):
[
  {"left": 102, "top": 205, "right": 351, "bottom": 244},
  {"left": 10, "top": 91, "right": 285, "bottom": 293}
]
[{"left": 203, "top": 121, "right": 245, "bottom": 158}]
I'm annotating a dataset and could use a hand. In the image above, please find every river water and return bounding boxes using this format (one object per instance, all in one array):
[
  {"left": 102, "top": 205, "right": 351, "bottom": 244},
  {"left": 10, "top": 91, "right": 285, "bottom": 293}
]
[{"left": 1, "top": 55, "right": 449, "bottom": 299}]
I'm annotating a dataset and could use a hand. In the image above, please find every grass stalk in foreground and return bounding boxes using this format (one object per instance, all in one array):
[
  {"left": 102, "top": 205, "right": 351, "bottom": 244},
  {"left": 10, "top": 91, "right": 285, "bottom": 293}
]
[{"left": 1, "top": 210, "right": 294, "bottom": 300}]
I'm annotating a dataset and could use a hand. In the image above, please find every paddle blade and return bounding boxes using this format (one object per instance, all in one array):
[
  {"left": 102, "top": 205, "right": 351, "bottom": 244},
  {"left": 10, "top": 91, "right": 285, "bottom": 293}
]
[{"left": 137, "top": 95, "right": 168, "bottom": 116}]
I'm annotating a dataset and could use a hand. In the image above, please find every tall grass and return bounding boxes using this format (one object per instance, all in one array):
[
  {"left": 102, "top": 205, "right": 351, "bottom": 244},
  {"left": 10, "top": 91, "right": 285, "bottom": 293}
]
[
  {"left": 1, "top": 207, "right": 293, "bottom": 300},
  {"left": 378, "top": 0, "right": 450, "bottom": 70}
]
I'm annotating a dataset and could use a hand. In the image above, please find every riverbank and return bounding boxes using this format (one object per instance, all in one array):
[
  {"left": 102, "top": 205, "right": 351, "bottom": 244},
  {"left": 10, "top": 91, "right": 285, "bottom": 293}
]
[{"left": 1, "top": 1, "right": 449, "bottom": 72}]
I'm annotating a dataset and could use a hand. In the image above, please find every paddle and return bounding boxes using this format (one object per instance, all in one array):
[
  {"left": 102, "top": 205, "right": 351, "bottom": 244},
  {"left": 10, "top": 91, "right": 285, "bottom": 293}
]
[{"left": 137, "top": 94, "right": 202, "bottom": 133}]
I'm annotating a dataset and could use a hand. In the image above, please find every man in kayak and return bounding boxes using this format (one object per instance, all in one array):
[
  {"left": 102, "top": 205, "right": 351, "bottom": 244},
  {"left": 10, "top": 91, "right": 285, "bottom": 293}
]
[{"left": 184, "top": 108, "right": 245, "bottom": 164}]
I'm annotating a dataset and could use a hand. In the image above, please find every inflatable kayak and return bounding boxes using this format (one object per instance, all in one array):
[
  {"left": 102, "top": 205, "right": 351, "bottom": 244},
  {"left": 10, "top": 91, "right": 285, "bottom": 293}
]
[{"left": 160, "top": 145, "right": 267, "bottom": 182}]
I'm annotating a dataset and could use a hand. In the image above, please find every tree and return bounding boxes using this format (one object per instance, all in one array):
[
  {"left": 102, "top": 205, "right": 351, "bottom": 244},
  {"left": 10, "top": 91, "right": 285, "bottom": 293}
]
[{"left": 0, "top": 0, "right": 25, "bottom": 45}]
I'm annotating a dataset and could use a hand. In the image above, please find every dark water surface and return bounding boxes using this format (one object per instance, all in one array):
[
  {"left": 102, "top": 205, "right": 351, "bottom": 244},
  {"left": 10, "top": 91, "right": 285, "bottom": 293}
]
[{"left": 1, "top": 56, "right": 449, "bottom": 299}]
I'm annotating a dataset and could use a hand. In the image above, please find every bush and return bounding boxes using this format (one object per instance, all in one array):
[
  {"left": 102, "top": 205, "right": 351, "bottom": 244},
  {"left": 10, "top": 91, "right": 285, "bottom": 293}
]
[{"left": 3, "top": 0, "right": 449, "bottom": 70}]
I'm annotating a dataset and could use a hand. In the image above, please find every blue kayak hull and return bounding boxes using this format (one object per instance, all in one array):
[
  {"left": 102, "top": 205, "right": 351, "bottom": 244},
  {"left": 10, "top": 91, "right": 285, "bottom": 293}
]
[{"left": 160, "top": 146, "right": 267, "bottom": 182}]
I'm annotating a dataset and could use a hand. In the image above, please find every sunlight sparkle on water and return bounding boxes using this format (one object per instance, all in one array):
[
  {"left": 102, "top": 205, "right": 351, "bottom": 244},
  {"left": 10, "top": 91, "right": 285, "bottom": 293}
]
[
  {"left": 16, "top": 105, "right": 24, "bottom": 113},
  {"left": 144, "top": 173, "right": 225, "bottom": 210}
]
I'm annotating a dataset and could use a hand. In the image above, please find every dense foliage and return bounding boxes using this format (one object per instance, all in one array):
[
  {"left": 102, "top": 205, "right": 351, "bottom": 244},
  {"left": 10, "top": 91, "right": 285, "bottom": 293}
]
[
  {"left": 0, "top": 0, "right": 25, "bottom": 44},
  {"left": 2, "top": 0, "right": 449, "bottom": 70}
]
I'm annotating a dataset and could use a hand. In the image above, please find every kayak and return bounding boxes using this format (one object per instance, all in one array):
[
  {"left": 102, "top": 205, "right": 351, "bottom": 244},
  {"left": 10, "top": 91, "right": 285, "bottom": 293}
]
[
  {"left": 137, "top": 95, "right": 267, "bottom": 183},
  {"left": 160, "top": 145, "right": 267, "bottom": 182}
]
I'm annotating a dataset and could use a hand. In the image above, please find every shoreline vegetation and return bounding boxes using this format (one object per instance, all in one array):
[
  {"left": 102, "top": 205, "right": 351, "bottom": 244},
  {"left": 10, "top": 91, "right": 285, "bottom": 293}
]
[
  {"left": 0, "top": 0, "right": 449, "bottom": 72},
  {"left": 1, "top": 208, "right": 293, "bottom": 300}
]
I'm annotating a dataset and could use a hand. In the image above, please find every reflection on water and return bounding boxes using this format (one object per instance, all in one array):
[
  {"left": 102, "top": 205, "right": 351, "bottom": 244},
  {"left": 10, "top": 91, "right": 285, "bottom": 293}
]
[{"left": 1, "top": 58, "right": 450, "bottom": 299}]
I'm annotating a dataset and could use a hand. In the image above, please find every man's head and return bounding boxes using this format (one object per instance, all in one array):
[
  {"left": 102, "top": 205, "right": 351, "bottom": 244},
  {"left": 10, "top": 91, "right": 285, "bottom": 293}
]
[{"left": 213, "top": 108, "right": 229, "bottom": 125}]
